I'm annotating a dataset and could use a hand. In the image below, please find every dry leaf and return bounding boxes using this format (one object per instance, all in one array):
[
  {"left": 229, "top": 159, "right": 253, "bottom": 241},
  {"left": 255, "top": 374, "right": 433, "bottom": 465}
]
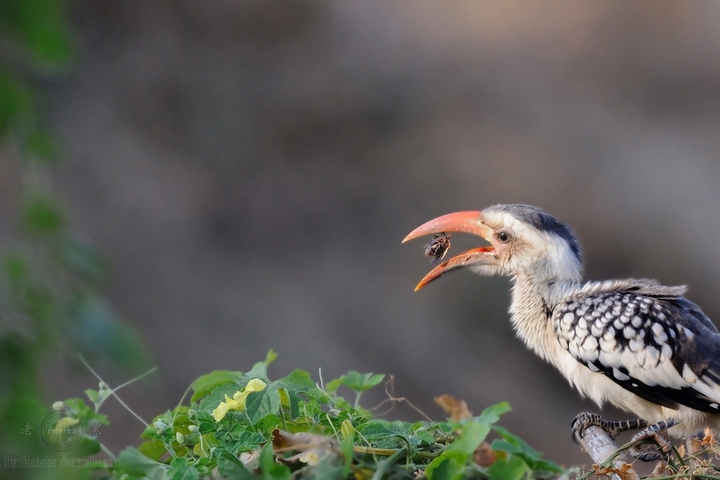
[
  {"left": 239, "top": 449, "right": 261, "bottom": 469},
  {"left": 272, "top": 429, "right": 337, "bottom": 451},
  {"left": 650, "top": 460, "right": 671, "bottom": 477},
  {"left": 434, "top": 394, "right": 472, "bottom": 421},
  {"left": 593, "top": 463, "right": 639, "bottom": 480},
  {"left": 703, "top": 426, "right": 715, "bottom": 447},
  {"left": 271, "top": 429, "right": 338, "bottom": 465},
  {"left": 473, "top": 441, "right": 496, "bottom": 467}
]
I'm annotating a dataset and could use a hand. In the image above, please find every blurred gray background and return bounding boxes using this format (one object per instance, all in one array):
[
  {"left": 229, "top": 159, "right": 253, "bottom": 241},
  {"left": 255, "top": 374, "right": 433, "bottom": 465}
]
[{"left": 22, "top": 0, "right": 720, "bottom": 467}]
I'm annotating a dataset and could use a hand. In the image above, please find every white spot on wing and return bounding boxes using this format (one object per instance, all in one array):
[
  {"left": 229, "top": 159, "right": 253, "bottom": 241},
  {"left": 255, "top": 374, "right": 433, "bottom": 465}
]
[{"left": 613, "top": 368, "right": 630, "bottom": 381}]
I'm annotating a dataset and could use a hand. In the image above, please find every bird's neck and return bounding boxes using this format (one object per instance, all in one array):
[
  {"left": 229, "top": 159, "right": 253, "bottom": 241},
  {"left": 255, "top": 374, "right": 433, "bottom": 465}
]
[{"left": 507, "top": 272, "right": 581, "bottom": 361}]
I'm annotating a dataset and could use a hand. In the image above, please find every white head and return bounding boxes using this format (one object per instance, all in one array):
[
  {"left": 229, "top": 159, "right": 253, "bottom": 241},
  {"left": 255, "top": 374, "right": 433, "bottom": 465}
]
[{"left": 403, "top": 204, "right": 583, "bottom": 289}]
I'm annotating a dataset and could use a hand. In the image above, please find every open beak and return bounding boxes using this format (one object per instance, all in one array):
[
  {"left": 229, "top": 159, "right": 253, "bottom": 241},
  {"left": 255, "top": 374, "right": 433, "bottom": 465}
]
[{"left": 402, "top": 211, "right": 497, "bottom": 291}]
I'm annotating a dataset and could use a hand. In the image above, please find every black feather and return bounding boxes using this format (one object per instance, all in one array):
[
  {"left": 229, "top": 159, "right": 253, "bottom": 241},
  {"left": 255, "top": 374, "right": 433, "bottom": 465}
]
[{"left": 555, "top": 286, "right": 720, "bottom": 413}]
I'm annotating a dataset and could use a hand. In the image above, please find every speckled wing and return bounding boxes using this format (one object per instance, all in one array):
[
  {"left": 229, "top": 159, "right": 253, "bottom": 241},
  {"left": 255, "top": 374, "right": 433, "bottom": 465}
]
[{"left": 553, "top": 286, "right": 720, "bottom": 413}]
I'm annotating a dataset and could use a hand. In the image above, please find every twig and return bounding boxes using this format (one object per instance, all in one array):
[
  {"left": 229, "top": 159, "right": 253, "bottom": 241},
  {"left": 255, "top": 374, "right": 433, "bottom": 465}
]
[{"left": 578, "top": 425, "right": 639, "bottom": 480}]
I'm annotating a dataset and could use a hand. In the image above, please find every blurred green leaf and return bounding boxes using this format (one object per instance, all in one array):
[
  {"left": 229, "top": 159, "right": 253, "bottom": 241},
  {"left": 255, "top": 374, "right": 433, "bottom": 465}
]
[
  {"left": 25, "top": 128, "right": 62, "bottom": 163},
  {"left": 258, "top": 442, "right": 291, "bottom": 480},
  {"left": 3, "top": 252, "right": 32, "bottom": 289},
  {"left": 0, "top": 70, "right": 33, "bottom": 138},
  {"left": 475, "top": 401, "right": 511, "bottom": 426},
  {"left": 487, "top": 454, "right": 530, "bottom": 480},
  {"left": 491, "top": 426, "right": 564, "bottom": 473},
  {"left": 448, "top": 420, "right": 490, "bottom": 456},
  {"left": 117, "top": 446, "right": 167, "bottom": 478},
  {"left": 425, "top": 449, "right": 466, "bottom": 480},
  {"left": 21, "top": 192, "right": 67, "bottom": 236},
  {"left": 68, "top": 298, "right": 151, "bottom": 373},
  {"left": 70, "top": 435, "right": 101, "bottom": 457},
  {"left": 0, "top": 0, "right": 74, "bottom": 67},
  {"left": 56, "top": 237, "right": 109, "bottom": 283}
]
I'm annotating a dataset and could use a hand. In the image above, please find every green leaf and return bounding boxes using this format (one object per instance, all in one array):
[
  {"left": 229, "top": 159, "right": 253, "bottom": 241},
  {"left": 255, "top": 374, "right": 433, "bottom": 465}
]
[
  {"left": 191, "top": 370, "right": 244, "bottom": 403},
  {"left": 358, "top": 420, "right": 414, "bottom": 450},
  {"left": 475, "top": 401, "right": 511, "bottom": 426},
  {"left": 487, "top": 455, "right": 529, "bottom": 480},
  {"left": 117, "top": 447, "right": 167, "bottom": 478},
  {"left": 270, "top": 369, "right": 319, "bottom": 418},
  {"left": 245, "top": 388, "right": 281, "bottom": 425},
  {"left": 171, "top": 407, "right": 193, "bottom": 435},
  {"left": 192, "top": 433, "right": 220, "bottom": 457},
  {"left": 85, "top": 381, "right": 112, "bottom": 411},
  {"left": 63, "top": 398, "right": 109, "bottom": 428},
  {"left": 198, "top": 383, "right": 243, "bottom": 412},
  {"left": 137, "top": 440, "right": 167, "bottom": 461},
  {"left": 412, "top": 428, "right": 436, "bottom": 446},
  {"left": 258, "top": 442, "right": 291, "bottom": 480},
  {"left": 325, "top": 376, "right": 343, "bottom": 393},
  {"left": 448, "top": 420, "right": 490, "bottom": 455},
  {"left": 196, "top": 410, "right": 216, "bottom": 434},
  {"left": 425, "top": 449, "right": 467, "bottom": 480},
  {"left": 217, "top": 450, "right": 255, "bottom": 479},
  {"left": 491, "top": 426, "right": 564, "bottom": 473},
  {"left": 245, "top": 351, "right": 277, "bottom": 382},
  {"left": 334, "top": 371, "right": 385, "bottom": 393},
  {"left": 168, "top": 456, "right": 200, "bottom": 480},
  {"left": 225, "top": 430, "right": 267, "bottom": 455},
  {"left": 84, "top": 389, "right": 99, "bottom": 406},
  {"left": 265, "top": 349, "right": 277, "bottom": 365}
]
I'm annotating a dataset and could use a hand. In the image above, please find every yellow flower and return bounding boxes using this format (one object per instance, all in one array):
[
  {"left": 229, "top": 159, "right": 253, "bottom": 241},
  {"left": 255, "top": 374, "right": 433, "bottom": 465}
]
[{"left": 211, "top": 379, "right": 267, "bottom": 422}]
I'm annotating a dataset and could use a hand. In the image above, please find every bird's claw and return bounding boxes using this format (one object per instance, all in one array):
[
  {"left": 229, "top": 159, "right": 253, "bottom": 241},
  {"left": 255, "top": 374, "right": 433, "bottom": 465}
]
[
  {"left": 571, "top": 412, "right": 605, "bottom": 443},
  {"left": 628, "top": 419, "right": 677, "bottom": 463},
  {"left": 629, "top": 444, "right": 665, "bottom": 462},
  {"left": 571, "top": 412, "right": 643, "bottom": 443}
]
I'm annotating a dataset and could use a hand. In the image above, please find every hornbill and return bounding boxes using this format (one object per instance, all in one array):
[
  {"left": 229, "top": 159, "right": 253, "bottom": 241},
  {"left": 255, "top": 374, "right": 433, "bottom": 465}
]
[{"left": 403, "top": 204, "right": 720, "bottom": 460}]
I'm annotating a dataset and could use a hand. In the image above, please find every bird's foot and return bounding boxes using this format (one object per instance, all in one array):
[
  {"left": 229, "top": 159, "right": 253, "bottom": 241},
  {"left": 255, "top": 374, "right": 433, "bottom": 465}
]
[
  {"left": 628, "top": 419, "right": 677, "bottom": 462},
  {"left": 571, "top": 412, "right": 647, "bottom": 443}
]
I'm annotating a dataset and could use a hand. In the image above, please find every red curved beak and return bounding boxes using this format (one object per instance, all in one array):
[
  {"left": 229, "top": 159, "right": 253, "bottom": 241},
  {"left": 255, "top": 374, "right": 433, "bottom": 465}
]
[{"left": 403, "top": 211, "right": 497, "bottom": 290}]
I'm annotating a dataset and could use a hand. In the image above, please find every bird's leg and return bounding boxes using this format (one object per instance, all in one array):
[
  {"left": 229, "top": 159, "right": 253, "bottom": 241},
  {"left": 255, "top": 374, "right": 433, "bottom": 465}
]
[
  {"left": 571, "top": 412, "right": 648, "bottom": 443},
  {"left": 628, "top": 418, "right": 678, "bottom": 462}
]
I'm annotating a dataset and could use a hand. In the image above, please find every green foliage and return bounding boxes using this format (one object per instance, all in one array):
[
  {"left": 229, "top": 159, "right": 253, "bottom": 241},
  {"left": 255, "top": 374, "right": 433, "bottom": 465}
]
[
  {"left": 53, "top": 353, "right": 565, "bottom": 479},
  {"left": 326, "top": 370, "right": 385, "bottom": 408},
  {"left": 0, "top": 2, "right": 149, "bottom": 479}
]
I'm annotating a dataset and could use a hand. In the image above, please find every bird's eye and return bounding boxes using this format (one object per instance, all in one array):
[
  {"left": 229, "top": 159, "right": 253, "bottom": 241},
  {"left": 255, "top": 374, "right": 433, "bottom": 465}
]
[{"left": 497, "top": 231, "right": 511, "bottom": 243}]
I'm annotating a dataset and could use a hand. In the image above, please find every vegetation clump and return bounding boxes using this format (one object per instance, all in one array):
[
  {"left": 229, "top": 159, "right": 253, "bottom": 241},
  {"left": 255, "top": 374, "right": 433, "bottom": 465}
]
[{"left": 53, "top": 351, "right": 565, "bottom": 479}]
